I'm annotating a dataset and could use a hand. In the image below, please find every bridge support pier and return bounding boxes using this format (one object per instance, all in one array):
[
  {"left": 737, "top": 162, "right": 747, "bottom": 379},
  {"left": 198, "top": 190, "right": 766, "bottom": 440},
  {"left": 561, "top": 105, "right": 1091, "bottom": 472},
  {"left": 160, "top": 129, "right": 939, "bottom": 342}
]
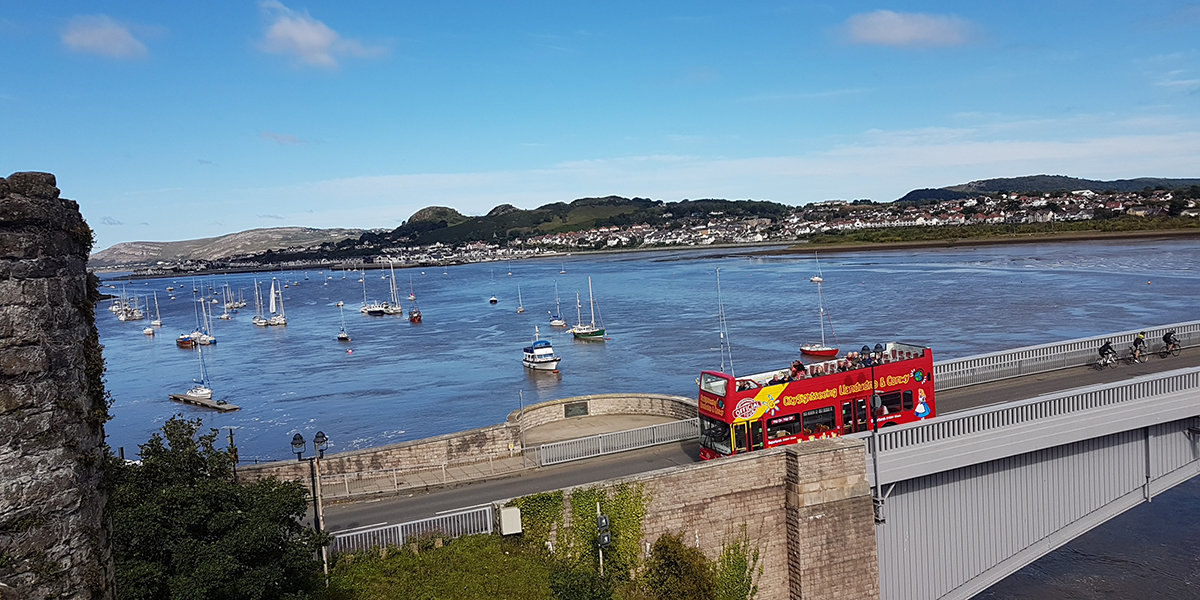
[{"left": 784, "top": 441, "right": 880, "bottom": 600}]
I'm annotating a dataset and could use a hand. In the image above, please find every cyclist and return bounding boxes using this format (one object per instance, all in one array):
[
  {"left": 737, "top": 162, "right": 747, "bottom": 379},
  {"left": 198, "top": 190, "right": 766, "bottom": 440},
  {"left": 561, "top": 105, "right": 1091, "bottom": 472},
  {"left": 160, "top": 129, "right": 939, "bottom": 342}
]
[
  {"left": 1131, "top": 332, "right": 1147, "bottom": 362},
  {"left": 1163, "top": 330, "right": 1179, "bottom": 350},
  {"left": 1098, "top": 340, "right": 1116, "bottom": 362}
]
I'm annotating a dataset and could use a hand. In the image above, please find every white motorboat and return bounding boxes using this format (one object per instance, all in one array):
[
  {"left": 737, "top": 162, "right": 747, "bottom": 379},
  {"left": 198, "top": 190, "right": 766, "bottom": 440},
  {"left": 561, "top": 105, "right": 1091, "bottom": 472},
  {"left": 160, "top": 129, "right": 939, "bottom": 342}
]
[{"left": 522, "top": 326, "right": 561, "bottom": 371}]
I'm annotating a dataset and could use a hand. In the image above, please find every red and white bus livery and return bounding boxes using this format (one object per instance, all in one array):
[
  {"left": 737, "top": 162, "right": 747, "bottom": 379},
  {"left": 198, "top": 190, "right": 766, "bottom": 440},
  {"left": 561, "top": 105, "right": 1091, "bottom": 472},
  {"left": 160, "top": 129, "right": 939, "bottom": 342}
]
[{"left": 697, "top": 342, "right": 936, "bottom": 460}]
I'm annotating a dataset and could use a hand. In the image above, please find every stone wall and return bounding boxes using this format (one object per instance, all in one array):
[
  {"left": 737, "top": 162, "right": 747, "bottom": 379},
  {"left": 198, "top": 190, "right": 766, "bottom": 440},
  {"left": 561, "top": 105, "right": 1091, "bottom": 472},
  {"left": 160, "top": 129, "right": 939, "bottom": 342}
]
[
  {"left": 505, "top": 393, "right": 696, "bottom": 431},
  {"left": 501, "top": 437, "right": 878, "bottom": 600},
  {"left": 0, "top": 173, "right": 113, "bottom": 599},
  {"left": 240, "top": 392, "right": 694, "bottom": 481}
]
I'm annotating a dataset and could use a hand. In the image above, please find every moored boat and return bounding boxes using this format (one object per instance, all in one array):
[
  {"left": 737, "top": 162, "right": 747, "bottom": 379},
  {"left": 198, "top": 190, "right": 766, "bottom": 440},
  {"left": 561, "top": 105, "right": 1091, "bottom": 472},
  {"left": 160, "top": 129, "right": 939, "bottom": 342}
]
[
  {"left": 522, "top": 326, "right": 561, "bottom": 371},
  {"left": 569, "top": 277, "right": 606, "bottom": 340},
  {"left": 799, "top": 259, "right": 838, "bottom": 357}
]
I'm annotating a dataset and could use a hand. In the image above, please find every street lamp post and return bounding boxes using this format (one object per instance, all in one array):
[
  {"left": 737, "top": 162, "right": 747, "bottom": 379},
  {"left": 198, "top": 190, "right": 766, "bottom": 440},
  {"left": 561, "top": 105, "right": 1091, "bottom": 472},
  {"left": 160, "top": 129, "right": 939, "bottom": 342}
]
[
  {"left": 863, "top": 343, "right": 886, "bottom": 524},
  {"left": 293, "top": 431, "right": 330, "bottom": 575}
]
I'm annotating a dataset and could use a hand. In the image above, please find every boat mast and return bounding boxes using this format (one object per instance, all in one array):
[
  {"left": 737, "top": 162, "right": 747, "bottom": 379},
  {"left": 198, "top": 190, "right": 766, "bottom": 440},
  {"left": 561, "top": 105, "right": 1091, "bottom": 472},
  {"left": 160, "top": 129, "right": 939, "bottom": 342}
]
[
  {"left": 716, "top": 268, "right": 735, "bottom": 376},
  {"left": 588, "top": 277, "right": 596, "bottom": 327}
]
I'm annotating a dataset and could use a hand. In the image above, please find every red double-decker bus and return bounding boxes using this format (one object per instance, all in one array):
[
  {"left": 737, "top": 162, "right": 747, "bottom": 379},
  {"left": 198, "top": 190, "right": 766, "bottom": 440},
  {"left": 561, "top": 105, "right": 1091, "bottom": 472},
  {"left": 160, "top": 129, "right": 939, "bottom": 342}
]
[{"left": 697, "top": 342, "right": 936, "bottom": 460}]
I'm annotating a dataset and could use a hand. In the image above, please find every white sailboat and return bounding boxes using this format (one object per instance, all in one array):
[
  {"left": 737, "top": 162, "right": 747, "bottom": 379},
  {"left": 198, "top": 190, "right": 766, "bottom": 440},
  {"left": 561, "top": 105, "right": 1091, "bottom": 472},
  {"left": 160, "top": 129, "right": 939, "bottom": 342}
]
[
  {"left": 516, "top": 285, "right": 525, "bottom": 314},
  {"left": 252, "top": 279, "right": 268, "bottom": 327},
  {"left": 150, "top": 292, "right": 163, "bottom": 327},
  {"left": 549, "top": 282, "right": 566, "bottom": 327},
  {"left": 183, "top": 345, "right": 213, "bottom": 399},
  {"left": 569, "top": 277, "right": 605, "bottom": 340},
  {"left": 267, "top": 278, "right": 287, "bottom": 326},
  {"left": 383, "top": 263, "right": 404, "bottom": 315}
]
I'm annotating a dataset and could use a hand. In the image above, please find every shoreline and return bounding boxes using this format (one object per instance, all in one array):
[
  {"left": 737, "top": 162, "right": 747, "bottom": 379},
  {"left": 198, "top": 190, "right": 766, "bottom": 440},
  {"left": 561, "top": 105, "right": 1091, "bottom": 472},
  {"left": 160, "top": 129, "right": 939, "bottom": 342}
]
[
  {"left": 749, "top": 228, "right": 1200, "bottom": 257},
  {"left": 94, "top": 228, "right": 1200, "bottom": 280}
]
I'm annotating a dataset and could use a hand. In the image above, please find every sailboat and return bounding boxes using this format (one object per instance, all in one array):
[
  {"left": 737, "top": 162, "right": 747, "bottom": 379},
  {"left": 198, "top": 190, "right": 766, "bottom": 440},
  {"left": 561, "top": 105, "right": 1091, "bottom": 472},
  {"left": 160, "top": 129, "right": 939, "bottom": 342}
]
[
  {"left": 183, "top": 345, "right": 213, "bottom": 399},
  {"left": 800, "top": 256, "right": 839, "bottom": 358},
  {"left": 251, "top": 279, "right": 268, "bottom": 327},
  {"left": 516, "top": 285, "right": 525, "bottom": 314},
  {"left": 337, "top": 304, "right": 351, "bottom": 341},
  {"left": 383, "top": 263, "right": 405, "bottom": 315},
  {"left": 569, "top": 277, "right": 605, "bottom": 340},
  {"left": 548, "top": 282, "right": 566, "bottom": 327},
  {"left": 150, "top": 292, "right": 163, "bottom": 327},
  {"left": 407, "top": 275, "right": 417, "bottom": 301},
  {"left": 360, "top": 270, "right": 386, "bottom": 316},
  {"left": 522, "top": 326, "right": 561, "bottom": 371},
  {"left": 560, "top": 261, "right": 566, "bottom": 275},
  {"left": 267, "top": 278, "right": 287, "bottom": 326}
]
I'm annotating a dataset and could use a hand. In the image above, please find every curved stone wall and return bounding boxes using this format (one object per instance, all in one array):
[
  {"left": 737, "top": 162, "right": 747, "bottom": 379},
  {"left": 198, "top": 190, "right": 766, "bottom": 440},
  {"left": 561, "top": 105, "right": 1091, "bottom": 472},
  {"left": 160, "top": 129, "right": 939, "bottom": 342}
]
[{"left": 242, "top": 392, "right": 696, "bottom": 482}]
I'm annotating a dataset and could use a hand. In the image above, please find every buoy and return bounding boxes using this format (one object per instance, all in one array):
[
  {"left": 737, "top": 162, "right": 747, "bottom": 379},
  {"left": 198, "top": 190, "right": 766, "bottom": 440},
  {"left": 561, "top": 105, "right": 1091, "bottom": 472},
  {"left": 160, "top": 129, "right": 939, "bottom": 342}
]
[
  {"left": 1148, "top": 281, "right": 1152, "bottom": 285},
  {"left": 347, "top": 349, "right": 353, "bottom": 354}
]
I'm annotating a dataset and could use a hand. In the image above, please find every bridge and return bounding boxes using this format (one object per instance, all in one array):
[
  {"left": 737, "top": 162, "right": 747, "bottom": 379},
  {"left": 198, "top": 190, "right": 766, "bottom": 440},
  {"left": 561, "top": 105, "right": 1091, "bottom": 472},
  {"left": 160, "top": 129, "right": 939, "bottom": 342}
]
[{"left": 323, "top": 322, "right": 1200, "bottom": 599}]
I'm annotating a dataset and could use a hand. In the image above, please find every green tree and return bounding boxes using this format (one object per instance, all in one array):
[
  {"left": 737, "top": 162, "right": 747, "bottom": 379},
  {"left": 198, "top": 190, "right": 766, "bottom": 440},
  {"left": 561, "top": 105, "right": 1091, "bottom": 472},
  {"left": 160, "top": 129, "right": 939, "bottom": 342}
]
[
  {"left": 110, "top": 416, "right": 326, "bottom": 600},
  {"left": 641, "top": 533, "right": 715, "bottom": 600}
]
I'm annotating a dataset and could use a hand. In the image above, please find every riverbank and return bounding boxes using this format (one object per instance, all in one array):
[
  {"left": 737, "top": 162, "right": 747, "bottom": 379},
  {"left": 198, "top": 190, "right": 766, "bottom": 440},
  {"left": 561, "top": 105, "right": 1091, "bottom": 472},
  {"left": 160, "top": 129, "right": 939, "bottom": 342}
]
[
  {"left": 95, "top": 226, "right": 1200, "bottom": 281},
  {"left": 752, "top": 228, "right": 1200, "bottom": 257}
]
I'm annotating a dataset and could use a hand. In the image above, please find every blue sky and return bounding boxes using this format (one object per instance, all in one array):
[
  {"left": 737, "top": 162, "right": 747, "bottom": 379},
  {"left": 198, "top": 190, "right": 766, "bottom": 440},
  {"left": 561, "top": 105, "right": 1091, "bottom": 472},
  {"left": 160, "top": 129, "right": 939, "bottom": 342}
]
[{"left": 3, "top": 2, "right": 1199, "bottom": 251}]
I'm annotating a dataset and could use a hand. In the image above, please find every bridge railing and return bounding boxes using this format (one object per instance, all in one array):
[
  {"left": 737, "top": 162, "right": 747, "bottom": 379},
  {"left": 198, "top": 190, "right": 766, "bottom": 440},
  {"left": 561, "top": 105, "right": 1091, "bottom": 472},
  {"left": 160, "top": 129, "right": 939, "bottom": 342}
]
[
  {"left": 538, "top": 418, "right": 700, "bottom": 466},
  {"left": 329, "top": 506, "right": 493, "bottom": 555},
  {"left": 933, "top": 320, "right": 1200, "bottom": 390},
  {"left": 867, "top": 366, "right": 1200, "bottom": 453}
]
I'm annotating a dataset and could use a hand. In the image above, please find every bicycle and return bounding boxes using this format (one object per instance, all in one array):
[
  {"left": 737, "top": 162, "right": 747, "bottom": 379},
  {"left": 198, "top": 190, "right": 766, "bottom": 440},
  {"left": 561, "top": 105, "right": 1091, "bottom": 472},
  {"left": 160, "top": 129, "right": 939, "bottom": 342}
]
[
  {"left": 1094, "top": 351, "right": 1118, "bottom": 370},
  {"left": 1124, "top": 346, "right": 1148, "bottom": 365},
  {"left": 1159, "top": 341, "right": 1181, "bottom": 358}
]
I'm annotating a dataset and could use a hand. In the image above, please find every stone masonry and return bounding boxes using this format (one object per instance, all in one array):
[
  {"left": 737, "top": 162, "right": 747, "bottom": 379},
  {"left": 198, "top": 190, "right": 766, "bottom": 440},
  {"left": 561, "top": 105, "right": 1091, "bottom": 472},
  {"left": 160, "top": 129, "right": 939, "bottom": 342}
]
[
  {"left": 0, "top": 173, "right": 113, "bottom": 599},
  {"left": 506, "top": 437, "right": 879, "bottom": 599},
  {"left": 238, "top": 392, "right": 694, "bottom": 482}
]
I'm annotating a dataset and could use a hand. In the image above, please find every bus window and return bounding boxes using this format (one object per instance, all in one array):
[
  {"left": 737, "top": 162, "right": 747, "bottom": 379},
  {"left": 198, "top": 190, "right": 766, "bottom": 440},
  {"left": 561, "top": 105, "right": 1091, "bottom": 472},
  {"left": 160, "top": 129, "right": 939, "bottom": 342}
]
[
  {"left": 802, "top": 406, "right": 836, "bottom": 435},
  {"left": 700, "top": 373, "right": 728, "bottom": 397},
  {"left": 903, "top": 390, "right": 913, "bottom": 411},
  {"left": 750, "top": 422, "right": 764, "bottom": 450},
  {"left": 841, "top": 402, "right": 855, "bottom": 435},
  {"left": 767, "top": 414, "right": 801, "bottom": 439},
  {"left": 879, "top": 391, "right": 903, "bottom": 415},
  {"left": 699, "top": 416, "right": 732, "bottom": 456}
]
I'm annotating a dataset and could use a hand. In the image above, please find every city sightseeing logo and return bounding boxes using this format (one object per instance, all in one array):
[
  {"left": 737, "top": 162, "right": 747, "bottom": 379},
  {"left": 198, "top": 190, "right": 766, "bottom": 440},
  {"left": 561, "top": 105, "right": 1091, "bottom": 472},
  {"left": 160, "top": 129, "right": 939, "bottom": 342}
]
[
  {"left": 732, "top": 393, "right": 779, "bottom": 422},
  {"left": 912, "top": 369, "right": 925, "bottom": 383}
]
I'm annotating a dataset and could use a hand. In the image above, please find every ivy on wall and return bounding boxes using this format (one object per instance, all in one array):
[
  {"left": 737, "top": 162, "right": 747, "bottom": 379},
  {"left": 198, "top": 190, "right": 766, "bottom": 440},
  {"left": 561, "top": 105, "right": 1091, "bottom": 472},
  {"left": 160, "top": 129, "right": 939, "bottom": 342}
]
[
  {"left": 567, "top": 483, "right": 647, "bottom": 577},
  {"left": 506, "top": 490, "right": 564, "bottom": 551}
]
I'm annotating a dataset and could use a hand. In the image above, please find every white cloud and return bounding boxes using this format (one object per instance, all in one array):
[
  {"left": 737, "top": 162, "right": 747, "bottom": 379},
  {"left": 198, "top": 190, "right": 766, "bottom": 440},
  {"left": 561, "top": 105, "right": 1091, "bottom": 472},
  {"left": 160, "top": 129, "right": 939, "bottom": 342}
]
[
  {"left": 100, "top": 216, "right": 125, "bottom": 226},
  {"left": 261, "top": 131, "right": 305, "bottom": 145},
  {"left": 843, "top": 10, "right": 973, "bottom": 48},
  {"left": 258, "top": 1, "right": 386, "bottom": 68},
  {"left": 61, "top": 15, "right": 148, "bottom": 59}
]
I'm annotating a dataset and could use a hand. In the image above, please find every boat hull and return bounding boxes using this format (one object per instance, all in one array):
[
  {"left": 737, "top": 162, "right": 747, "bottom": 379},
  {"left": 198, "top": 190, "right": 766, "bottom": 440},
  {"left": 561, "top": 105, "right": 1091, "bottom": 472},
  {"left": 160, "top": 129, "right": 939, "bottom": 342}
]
[
  {"left": 800, "top": 344, "right": 838, "bottom": 357},
  {"left": 523, "top": 358, "right": 561, "bottom": 371}
]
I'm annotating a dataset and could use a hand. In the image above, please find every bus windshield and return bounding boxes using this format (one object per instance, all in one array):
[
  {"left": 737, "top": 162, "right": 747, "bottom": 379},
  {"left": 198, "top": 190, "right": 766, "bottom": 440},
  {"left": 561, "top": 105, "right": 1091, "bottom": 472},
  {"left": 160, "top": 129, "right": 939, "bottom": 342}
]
[
  {"left": 699, "top": 416, "right": 731, "bottom": 455},
  {"left": 700, "top": 373, "right": 727, "bottom": 397}
]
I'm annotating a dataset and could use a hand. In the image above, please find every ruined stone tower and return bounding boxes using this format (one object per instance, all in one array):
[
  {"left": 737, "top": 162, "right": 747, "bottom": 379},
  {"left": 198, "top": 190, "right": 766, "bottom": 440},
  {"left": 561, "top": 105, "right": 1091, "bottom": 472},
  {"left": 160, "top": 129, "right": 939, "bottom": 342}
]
[{"left": 0, "top": 172, "right": 113, "bottom": 599}]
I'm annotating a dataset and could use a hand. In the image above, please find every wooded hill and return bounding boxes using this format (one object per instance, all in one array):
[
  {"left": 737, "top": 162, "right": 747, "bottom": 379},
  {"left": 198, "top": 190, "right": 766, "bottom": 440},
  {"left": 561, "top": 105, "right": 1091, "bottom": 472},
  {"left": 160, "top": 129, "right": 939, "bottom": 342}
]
[{"left": 324, "top": 196, "right": 793, "bottom": 254}]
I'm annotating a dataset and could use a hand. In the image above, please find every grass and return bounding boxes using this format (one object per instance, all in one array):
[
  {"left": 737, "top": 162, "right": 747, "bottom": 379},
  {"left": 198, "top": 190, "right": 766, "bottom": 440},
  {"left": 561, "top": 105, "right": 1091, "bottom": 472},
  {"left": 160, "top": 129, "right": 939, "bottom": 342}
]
[{"left": 326, "top": 534, "right": 553, "bottom": 600}]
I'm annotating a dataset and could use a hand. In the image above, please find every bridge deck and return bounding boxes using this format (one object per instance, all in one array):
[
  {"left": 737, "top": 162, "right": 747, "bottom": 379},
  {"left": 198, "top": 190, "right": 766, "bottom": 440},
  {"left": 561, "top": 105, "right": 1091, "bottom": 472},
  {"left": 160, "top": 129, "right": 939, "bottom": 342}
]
[
  {"left": 323, "top": 347, "right": 1200, "bottom": 533},
  {"left": 937, "top": 346, "right": 1200, "bottom": 413}
]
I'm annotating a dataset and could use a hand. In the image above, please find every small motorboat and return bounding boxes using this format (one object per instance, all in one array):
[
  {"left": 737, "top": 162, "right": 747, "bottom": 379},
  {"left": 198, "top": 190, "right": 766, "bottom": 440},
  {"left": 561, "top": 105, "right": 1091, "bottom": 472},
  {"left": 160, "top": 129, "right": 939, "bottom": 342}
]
[
  {"left": 143, "top": 327, "right": 154, "bottom": 336},
  {"left": 489, "top": 295, "right": 498, "bottom": 304},
  {"left": 522, "top": 327, "right": 561, "bottom": 371}
]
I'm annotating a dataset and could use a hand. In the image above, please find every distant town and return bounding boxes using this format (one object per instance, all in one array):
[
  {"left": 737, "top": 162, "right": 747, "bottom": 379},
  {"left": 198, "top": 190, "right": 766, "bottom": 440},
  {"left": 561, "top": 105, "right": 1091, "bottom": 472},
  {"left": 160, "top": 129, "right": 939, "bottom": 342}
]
[{"left": 118, "top": 187, "right": 1199, "bottom": 276}]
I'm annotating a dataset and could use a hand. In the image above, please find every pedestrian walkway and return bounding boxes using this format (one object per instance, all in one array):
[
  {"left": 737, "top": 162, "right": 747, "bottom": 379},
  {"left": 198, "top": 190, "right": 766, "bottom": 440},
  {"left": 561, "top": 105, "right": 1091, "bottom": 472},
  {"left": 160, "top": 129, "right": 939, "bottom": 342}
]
[{"left": 321, "top": 414, "right": 683, "bottom": 502}]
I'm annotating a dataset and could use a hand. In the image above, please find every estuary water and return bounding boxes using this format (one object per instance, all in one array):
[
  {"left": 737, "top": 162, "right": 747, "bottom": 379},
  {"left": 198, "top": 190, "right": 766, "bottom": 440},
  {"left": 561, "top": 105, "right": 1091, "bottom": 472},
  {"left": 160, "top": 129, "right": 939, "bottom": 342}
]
[{"left": 97, "top": 237, "right": 1199, "bottom": 597}]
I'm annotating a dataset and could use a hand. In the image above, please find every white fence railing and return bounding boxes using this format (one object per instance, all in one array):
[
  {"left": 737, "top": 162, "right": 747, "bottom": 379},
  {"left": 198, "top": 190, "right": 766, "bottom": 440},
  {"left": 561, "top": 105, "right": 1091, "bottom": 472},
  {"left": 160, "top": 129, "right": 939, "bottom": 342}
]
[
  {"left": 330, "top": 506, "right": 494, "bottom": 555},
  {"left": 538, "top": 418, "right": 700, "bottom": 466},
  {"left": 933, "top": 320, "right": 1200, "bottom": 390},
  {"left": 860, "top": 367, "right": 1200, "bottom": 453}
]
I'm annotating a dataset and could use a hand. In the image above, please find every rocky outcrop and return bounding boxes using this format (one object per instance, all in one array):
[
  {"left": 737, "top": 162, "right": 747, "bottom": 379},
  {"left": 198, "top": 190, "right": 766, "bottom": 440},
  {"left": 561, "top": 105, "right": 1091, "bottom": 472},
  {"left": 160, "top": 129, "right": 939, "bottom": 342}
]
[{"left": 0, "top": 172, "right": 113, "bottom": 599}]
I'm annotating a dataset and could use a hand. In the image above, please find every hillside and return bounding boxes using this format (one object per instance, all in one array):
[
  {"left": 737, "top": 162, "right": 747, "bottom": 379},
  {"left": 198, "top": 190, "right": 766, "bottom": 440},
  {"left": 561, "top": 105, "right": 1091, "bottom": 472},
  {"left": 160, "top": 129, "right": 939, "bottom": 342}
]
[
  {"left": 943, "top": 175, "right": 1200, "bottom": 195},
  {"left": 89, "top": 227, "right": 367, "bottom": 268}
]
